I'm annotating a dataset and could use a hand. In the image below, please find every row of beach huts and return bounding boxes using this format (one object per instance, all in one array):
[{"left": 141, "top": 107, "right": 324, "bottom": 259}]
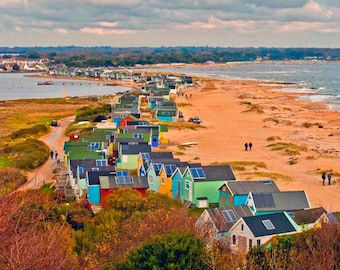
[{"left": 58, "top": 75, "right": 337, "bottom": 253}]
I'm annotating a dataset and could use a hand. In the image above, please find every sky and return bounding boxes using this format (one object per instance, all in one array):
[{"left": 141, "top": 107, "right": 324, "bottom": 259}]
[{"left": 0, "top": 0, "right": 340, "bottom": 48}]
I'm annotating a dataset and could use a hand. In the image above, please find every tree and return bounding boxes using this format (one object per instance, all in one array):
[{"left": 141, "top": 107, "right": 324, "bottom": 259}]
[
  {"left": 0, "top": 191, "right": 79, "bottom": 269},
  {"left": 114, "top": 232, "right": 206, "bottom": 270}
]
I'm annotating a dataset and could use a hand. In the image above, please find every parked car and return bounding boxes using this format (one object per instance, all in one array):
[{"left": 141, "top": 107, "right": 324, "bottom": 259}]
[
  {"left": 51, "top": 120, "right": 58, "bottom": 126},
  {"left": 188, "top": 117, "right": 202, "bottom": 124}
]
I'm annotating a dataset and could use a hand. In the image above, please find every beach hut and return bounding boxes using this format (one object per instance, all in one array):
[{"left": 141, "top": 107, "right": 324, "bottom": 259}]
[{"left": 218, "top": 180, "right": 280, "bottom": 208}]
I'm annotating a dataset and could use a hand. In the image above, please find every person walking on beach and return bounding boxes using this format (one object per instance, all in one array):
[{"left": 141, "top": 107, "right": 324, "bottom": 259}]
[
  {"left": 50, "top": 150, "right": 54, "bottom": 159},
  {"left": 249, "top": 142, "right": 253, "bottom": 151},
  {"left": 322, "top": 172, "right": 326, "bottom": 186},
  {"left": 244, "top": 142, "right": 248, "bottom": 151},
  {"left": 55, "top": 151, "right": 58, "bottom": 160},
  {"left": 328, "top": 172, "right": 332, "bottom": 185}
]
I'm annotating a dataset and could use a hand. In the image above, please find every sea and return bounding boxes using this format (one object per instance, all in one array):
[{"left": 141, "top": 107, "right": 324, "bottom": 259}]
[
  {"left": 0, "top": 73, "right": 130, "bottom": 101},
  {"left": 1, "top": 62, "right": 339, "bottom": 110},
  {"left": 148, "top": 61, "right": 340, "bottom": 111}
]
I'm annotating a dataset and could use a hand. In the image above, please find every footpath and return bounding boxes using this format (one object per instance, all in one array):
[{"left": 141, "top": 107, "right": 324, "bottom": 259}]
[{"left": 17, "top": 116, "right": 75, "bottom": 191}]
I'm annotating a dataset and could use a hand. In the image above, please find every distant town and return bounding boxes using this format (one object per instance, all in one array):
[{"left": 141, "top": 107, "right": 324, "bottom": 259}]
[{"left": 1, "top": 46, "right": 339, "bottom": 73}]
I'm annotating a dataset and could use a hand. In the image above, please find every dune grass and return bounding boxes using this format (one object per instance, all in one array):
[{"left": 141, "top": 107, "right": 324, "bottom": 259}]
[
  {"left": 0, "top": 98, "right": 92, "bottom": 139},
  {"left": 167, "top": 122, "right": 206, "bottom": 130},
  {"left": 301, "top": 122, "right": 324, "bottom": 129},
  {"left": 267, "top": 136, "right": 282, "bottom": 141},
  {"left": 176, "top": 102, "right": 192, "bottom": 107},
  {"left": 239, "top": 171, "right": 294, "bottom": 182},
  {"left": 65, "top": 123, "right": 95, "bottom": 136},
  {"left": 267, "top": 142, "right": 307, "bottom": 156},
  {"left": 2, "top": 138, "right": 50, "bottom": 170},
  {"left": 263, "top": 118, "right": 279, "bottom": 124},
  {"left": 201, "top": 82, "right": 218, "bottom": 92},
  {"left": 240, "top": 101, "right": 264, "bottom": 114},
  {"left": 210, "top": 161, "right": 267, "bottom": 171}
]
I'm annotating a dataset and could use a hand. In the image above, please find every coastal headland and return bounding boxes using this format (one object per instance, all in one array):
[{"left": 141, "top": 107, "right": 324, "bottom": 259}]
[{"left": 29, "top": 69, "right": 340, "bottom": 212}]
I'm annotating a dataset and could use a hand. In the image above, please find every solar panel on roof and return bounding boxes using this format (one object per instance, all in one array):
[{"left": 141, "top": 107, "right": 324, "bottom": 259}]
[
  {"left": 190, "top": 168, "right": 206, "bottom": 179},
  {"left": 222, "top": 210, "right": 237, "bottom": 222},
  {"left": 227, "top": 209, "right": 237, "bottom": 221},
  {"left": 262, "top": 219, "right": 275, "bottom": 230},
  {"left": 165, "top": 164, "right": 177, "bottom": 176},
  {"left": 117, "top": 171, "right": 129, "bottom": 177},
  {"left": 222, "top": 211, "right": 232, "bottom": 222},
  {"left": 117, "top": 176, "right": 131, "bottom": 184},
  {"left": 196, "top": 168, "right": 206, "bottom": 178},
  {"left": 154, "top": 163, "right": 162, "bottom": 171},
  {"left": 141, "top": 153, "right": 150, "bottom": 159},
  {"left": 190, "top": 168, "right": 199, "bottom": 178}
]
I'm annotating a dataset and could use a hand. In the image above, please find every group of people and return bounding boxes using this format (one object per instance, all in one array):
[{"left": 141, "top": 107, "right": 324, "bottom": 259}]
[
  {"left": 50, "top": 150, "right": 58, "bottom": 160},
  {"left": 322, "top": 172, "right": 332, "bottom": 186},
  {"left": 244, "top": 142, "right": 253, "bottom": 151},
  {"left": 176, "top": 91, "right": 192, "bottom": 99}
]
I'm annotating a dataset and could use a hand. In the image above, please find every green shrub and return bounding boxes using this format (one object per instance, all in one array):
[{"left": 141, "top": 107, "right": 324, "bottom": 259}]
[
  {"left": 2, "top": 138, "right": 49, "bottom": 170},
  {"left": 10, "top": 124, "right": 49, "bottom": 140}
]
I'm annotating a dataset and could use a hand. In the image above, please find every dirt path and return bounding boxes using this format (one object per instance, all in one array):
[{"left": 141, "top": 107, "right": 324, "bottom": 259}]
[{"left": 17, "top": 116, "right": 75, "bottom": 191}]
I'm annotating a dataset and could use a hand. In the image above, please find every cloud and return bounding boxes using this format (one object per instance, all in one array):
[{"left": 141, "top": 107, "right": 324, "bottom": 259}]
[
  {"left": 0, "top": 0, "right": 339, "bottom": 47},
  {"left": 54, "top": 28, "right": 68, "bottom": 34},
  {"left": 80, "top": 27, "right": 134, "bottom": 35}
]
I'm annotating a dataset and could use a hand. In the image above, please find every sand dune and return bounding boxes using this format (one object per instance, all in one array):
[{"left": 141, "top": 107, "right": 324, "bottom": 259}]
[{"left": 166, "top": 78, "right": 340, "bottom": 212}]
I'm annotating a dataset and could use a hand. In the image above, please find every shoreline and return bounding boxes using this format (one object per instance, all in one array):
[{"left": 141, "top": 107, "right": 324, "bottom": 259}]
[
  {"left": 25, "top": 71, "right": 340, "bottom": 211},
  {"left": 167, "top": 77, "right": 340, "bottom": 212}
]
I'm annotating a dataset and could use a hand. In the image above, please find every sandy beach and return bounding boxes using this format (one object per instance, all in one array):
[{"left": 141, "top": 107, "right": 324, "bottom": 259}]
[
  {"left": 165, "top": 77, "right": 340, "bottom": 212},
  {"left": 28, "top": 71, "right": 340, "bottom": 212}
]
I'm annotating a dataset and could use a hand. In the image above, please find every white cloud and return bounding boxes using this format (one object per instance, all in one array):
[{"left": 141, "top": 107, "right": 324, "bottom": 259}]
[
  {"left": 80, "top": 27, "right": 134, "bottom": 35},
  {"left": 54, "top": 28, "right": 68, "bottom": 34},
  {"left": 0, "top": 0, "right": 339, "bottom": 46}
]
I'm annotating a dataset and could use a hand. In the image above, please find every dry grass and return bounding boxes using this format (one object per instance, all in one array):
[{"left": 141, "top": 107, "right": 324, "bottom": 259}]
[
  {"left": 240, "top": 101, "right": 264, "bottom": 114},
  {"left": 176, "top": 102, "right": 192, "bottom": 107},
  {"left": 239, "top": 171, "right": 294, "bottom": 182},
  {"left": 0, "top": 98, "right": 92, "bottom": 138},
  {"left": 267, "top": 142, "right": 307, "bottom": 156},
  {"left": 263, "top": 118, "right": 279, "bottom": 124},
  {"left": 201, "top": 82, "right": 218, "bottom": 92},
  {"left": 167, "top": 122, "right": 206, "bottom": 130},
  {"left": 210, "top": 161, "right": 267, "bottom": 171},
  {"left": 301, "top": 122, "right": 324, "bottom": 129},
  {"left": 267, "top": 136, "right": 282, "bottom": 141}
]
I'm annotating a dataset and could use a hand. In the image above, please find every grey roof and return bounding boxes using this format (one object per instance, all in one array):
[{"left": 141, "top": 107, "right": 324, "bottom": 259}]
[
  {"left": 121, "top": 143, "right": 151, "bottom": 155},
  {"left": 124, "top": 128, "right": 151, "bottom": 134},
  {"left": 289, "top": 207, "right": 327, "bottom": 225},
  {"left": 197, "top": 165, "right": 236, "bottom": 181},
  {"left": 99, "top": 175, "right": 149, "bottom": 189},
  {"left": 206, "top": 205, "right": 253, "bottom": 233},
  {"left": 225, "top": 180, "right": 280, "bottom": 195},
  {"left": 70, "top": 159, "right": 96, "bottom": 178},
  {"left": 178, "top": 163, "right": 202, "bottom": 175},
  {"left": 114, "top": 138, "right": 145, "bottom": 150},
  {"left": 149, "top": 152, "right": 174, "bottom": 159},
  {"left": 243, "top": 212, "right": 296, "bottom": 237},
  {"left": 87, "top": 170, "right": 117, "bottom": 185},
  {"left": 156, "top": 109, "right": 177, "bottom": 117},
  {"left": 163, "top": 162, "right": 190, "bottom": 177},
  {"left": 125, "top": 121, "right": 149, "bottom": 126},
  {"left": 70, "top": 159, "right": 114, "bottom": 179},
  {"left": 252, "top": 191, "right": 310, "bottom": 212}
]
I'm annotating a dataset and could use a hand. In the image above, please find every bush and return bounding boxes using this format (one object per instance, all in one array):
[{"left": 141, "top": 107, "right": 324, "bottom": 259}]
[
  {"left": 0, "top": 167, "right": 27, "bottom": 194},
  {"left": 10, "top": 124, "right": 48, "bottom": 140},
  {"left": 2, "top": 138, "right": 49, "bottom": 170}
]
